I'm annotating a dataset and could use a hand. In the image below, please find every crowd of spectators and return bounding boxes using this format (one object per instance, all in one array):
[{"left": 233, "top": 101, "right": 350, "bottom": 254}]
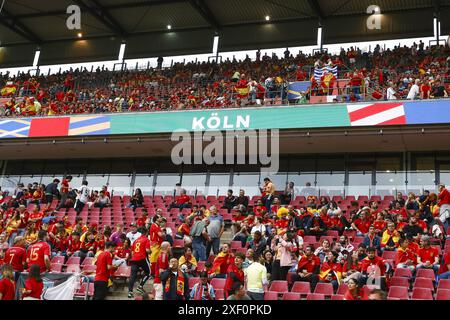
[
  {"left": 0, "top": 43, "right": 449, "bottom": 118},
  {"left": 0, "top": 175, "right": 449, "bottom": 300}
]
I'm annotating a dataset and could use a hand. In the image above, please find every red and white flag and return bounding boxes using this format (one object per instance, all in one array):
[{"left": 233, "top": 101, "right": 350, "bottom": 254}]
[{"left": 347, "top": 103, "right": 406, "bottom": 126}]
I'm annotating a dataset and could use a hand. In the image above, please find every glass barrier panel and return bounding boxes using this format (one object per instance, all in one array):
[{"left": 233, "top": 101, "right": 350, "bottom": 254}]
[
  {"left": 287, "top": 172, "right": 317, "bottom": 197},
  {"left": 208, "top": 174, "right": 231, "bottom": 196},
  {"left": 154, "top": 174, "right": 181, "bottom": 196},
  {"left": 347, "top": 172, "right": 372, "bottom": 197},
  {"left": 108, "top": 175, "right": 133, "bottom": 196},
  {"left": 316, "top": 172, "right": 345, "bottom": 197},
  {"left": 134, "top": 175, "right": 154, "bottom": 195},
  {"left": 181, "top": 174, "right": 207, "bottom": 196},
  {"left": 232, "top": 173, "right": 261, "bottom": 197}
]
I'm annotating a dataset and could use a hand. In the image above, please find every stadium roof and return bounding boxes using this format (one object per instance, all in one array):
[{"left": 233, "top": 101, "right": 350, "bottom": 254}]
[{"left": 0, "top": 0, "right": 449, "bottom": 67}]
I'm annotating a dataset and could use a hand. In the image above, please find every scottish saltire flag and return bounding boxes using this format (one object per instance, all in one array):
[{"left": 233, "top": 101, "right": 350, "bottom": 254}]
[
  {"left": 69, "top": 116, "right": 111, "bottom": 136},
  {"left": 0, "top": 119, "right": 31, "bottom": 138},
  {"left": 288, "top": 81, "right": 311, "bottom": 100},
  {"left": 314, "top": 66, "right": 338, "bottom": 82},
  {"left": 347, "top": 103, "right": 406, "bottom": 126}
]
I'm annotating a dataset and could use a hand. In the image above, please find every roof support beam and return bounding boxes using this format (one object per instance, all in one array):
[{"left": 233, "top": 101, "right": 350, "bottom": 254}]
[
  {"left": 73, "top": 0, "right": 128, "bottom": 38},
  {"left": 188, "top": 0, "right": 221, "bottom": 31},
  {"left": 307, "top": 0, "right": 325, "bottom": 22},
  {"left": 0, "top": 9, "right": 43, "bottom": 44}
]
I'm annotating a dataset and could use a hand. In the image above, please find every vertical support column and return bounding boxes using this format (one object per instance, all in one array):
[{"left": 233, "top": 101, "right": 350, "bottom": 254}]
[{"left": 212, "top": 33, "right": 220, "bottom": 63}]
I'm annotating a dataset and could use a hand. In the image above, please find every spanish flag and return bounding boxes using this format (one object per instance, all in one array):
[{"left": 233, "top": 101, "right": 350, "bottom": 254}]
[
  {"left": 1, "top": 83, "right": 17, "bottom": 97},
  {"left": 235, "top": 87, "right": 249, "bottom": 96},
  {"left": 211, "top": 252, "right": 232, "bottom": 275},
  {"left": 319, "top": 262, "right": 342, "bottom": 283}
]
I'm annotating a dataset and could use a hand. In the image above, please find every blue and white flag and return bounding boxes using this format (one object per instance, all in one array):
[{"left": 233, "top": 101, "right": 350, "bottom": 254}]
[{"left": 314, "top": 66, "right": 338, "bottom": 82}]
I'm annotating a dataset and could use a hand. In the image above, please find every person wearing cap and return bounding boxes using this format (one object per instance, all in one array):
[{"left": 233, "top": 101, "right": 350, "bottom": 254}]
[{"left": 126, "top": 223, "right": 142, "bottom": 245}]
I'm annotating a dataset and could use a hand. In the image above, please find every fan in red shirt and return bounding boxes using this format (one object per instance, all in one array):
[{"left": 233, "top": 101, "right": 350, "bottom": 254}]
[
  {"left": 128, "top": 228, "right": 152, "bottom": 298},
  {"left": 150, "top": 215, "right": 165, "bottom": 275},
  {"left": 28, "top": 205, "right": 44, "bottom": 230},
  {"left": 4, "top": 236, "right": 27, "bottom": 272},
  {"left": 27, "top": 230, "right": 51, "bottom": 274},
  {"left": 225, "top": 252, "right": 245, "bottom": 297},
  {"left": 93, "top": 242, "right": 117, "bottom": 300},
  {"left": 360, "top": 247, "right": 386, "bottom": 277},
  {"left": 153, "top": 242, "right": 171, "bottom": 300},
  {"left": 351, "top": 209, "right": 372, "bottom": 235},
  {"left": 438, "top": 184, "right": 450, "bottom": 225},
  {"left": 395, "top": 238, "right": 417, "bottom": 270},
  {"left": 293, "top": 245, "right": 321, "bottom": 290},
  {"left": 67, "top": 232, "right": 82, "bottom": 257},
  {"left": 0, "top": 264, "right": 15, "bottom": 300},
  {"left": 319, "top": 251, "right": 342, "bottom": 291},
  {"left": 417, "top": 236, "right": 439, "bottom": 273},
  {"left": 136, "top": 211, "right": 149, "bottom": 228},
  {"left": 22, "top": 265, "right": 43, "bottom": 300}
]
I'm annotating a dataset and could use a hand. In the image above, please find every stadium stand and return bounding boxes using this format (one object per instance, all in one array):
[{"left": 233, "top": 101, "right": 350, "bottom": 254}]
[{"left": 0, "top": 0, "right": 450, "bottom": 304}]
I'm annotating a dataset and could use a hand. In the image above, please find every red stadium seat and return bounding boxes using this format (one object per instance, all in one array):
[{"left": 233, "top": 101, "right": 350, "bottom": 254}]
[
  {"left": 210, "top": 278, "right": 226, "bottom": 291},
  {"left": 264, "top": 291, "right": 279, "bottom": 300},
  {"left": 291, "top": 282, "right": 311, "bottom": 295},
  {"left": 82, "top": 264, "right": 97, "bottom": 273},
  {"left": 331, "top": 294, "right": 344, "bottom": 300},
  {"left": 173, "top": 239, "right": 185, "bottom": 248},
  {"left": 74, "top": 283, "right": 89, "bottom": 299},
  {"left": 390, "top": 277, "right": 410, "bottom": 288},
  {"left": 436, "top": 289, "right": 450, "bottom": 300},
  {"left": 196, "top": 261, "right": 206, "bottom": 271},
  {"left": 269, "top": 280, "right": 288, "bottom": 293},
  {"left": 326, "top": 230, "right": 339, "bottom": 239},
  {"left": 230, "top": 241, "right": 243, "bottom": 250},
  {"left": 394, "top": 268, "right": 413, "bottom": 278},
  {"left": 215, "top": 289, "right": 224, "bottom": 300},
  {"left": 388, "top": 286, "right": 409, "bottom": 300},
  {"left": 411, "top": 287, "right": 433, "bottom": 300},
  {"left": 282, "top": 292, "right": 301, "bottom": 300},
  {"left": 381, "top": 251, "right": 396, "bottom": 260},
  {"left": 336, "top": 283, "right": 348, "bottom": 295},
  {"left": 306, "top": 293, "right": 325, "bottom": 300},
  {"left": 416, "top": 268, "right": 436, "bottom": 280},
  {"left": 52, "top": 256, "right": 65, "bottom": 265},
  {"left": 413, "top": 277, "right": 434, "bottom": 291},
  {"left": 50, "top": 263, "right": 63, "bottom": 273},
  {"left": 66, "top": 256, "right": 80, "bottom": 266},
  {"left": 438, "top": 279, "right": 450, "bottom": 290},
  {"left": 314, "top": 283, "right": 334, "bottom": 296},
  {"left": 114, "top": 265, "right": 131, "bottom": 278},
  {"left": 81, "top": 257, "right": 95, "bottom": 266},
  {"left": 66, "top": 264, "right": 81, "bottom": 273},
  {"left": 189, "top": 277, "right": 200, "bottom": 289}
]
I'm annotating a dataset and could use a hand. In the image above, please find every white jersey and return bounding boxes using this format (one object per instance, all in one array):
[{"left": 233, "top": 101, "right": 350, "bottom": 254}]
[{"left": 77, "top": 186, "right": 90, "bottom": 203}]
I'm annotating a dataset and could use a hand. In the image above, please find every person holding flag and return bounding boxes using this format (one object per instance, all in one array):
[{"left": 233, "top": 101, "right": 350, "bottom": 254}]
[{"left": 319, "top": 251, "right": 342, "bottom": 292}]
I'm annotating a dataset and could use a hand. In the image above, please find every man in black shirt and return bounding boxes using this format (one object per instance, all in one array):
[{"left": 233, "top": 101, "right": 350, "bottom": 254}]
[
  {"left": 222, "top": 189, "right": 237, "bottom": 212},
  {"left": 235, "top": 189, "right": 249, "bottom": 208},
  {"left": 431, "top": 80, "right": 448, "bottom": 98},
  {"left": 160, "top": 258, "right": 190, "bottom": 300},
  {"left": 402, "top": 216, "right": 423, "bottom": 239},
  {"left": 390, "top": 192, "right": 405, "bottom": 209}
]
